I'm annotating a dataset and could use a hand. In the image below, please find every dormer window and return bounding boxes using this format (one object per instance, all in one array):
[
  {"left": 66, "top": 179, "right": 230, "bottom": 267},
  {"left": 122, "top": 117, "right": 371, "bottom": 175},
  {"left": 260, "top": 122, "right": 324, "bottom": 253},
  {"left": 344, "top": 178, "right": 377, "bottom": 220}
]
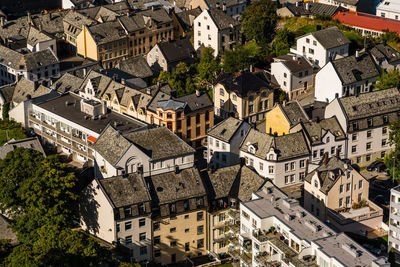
[
  {"left": 314, "top": 180, "right": 318, "bottom": 188},
  {"left": 248, "top": 144, "right": 257, "bottom": 154}
]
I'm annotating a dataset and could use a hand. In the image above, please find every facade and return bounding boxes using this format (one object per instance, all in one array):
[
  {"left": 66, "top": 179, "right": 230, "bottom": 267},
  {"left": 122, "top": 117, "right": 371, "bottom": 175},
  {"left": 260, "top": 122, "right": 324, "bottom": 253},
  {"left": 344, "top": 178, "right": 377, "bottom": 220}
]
[
  {"left": 377, "top": 0, "right": 400, "bottom": 20},
  {"left": 239, "top": 181, "right": 388, "bottom": 267},
  {"left": 207, "top": 117, "right": 251, "bottom": 168},
  {"left": 239, "top": 129, "right": 310, "bottom": 188},
  {"left": 214, "top": 72, "right": 275, "bottom": 122},
  {"left": 290, "top": 26, "right": 350, "bottom": 68},
  {"left": 389, "top": 186, "right": 400, "bottom": 258},
  {"left": 304, "top": 155, "right": 383, "bottom": 233},
  {"left": 265, "top": 101, "right": 309, "bottom": 136},
  {"left": 194, "top": 9, "right": 241, "bottom": 57},
  {"left": 314, "top": 51, "right": 380, "bottom": 102},
  {"left": 325, "top": 88, "right": 400, "bottom": 166},
  {"left": 271, "top": 54, "right": 314, "bottom": 100},
  {"left": 171, "top": 8, "right": 202, "bottom": 41}
]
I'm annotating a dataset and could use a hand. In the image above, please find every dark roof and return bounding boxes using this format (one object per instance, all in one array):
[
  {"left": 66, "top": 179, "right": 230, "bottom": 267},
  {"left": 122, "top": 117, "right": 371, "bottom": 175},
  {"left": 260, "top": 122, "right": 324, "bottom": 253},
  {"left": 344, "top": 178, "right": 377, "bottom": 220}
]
[
  {"left": 286, "top": 2, "right": 344, "bottom": 17},
  {"left": 310, "top": 26, "right": 350, "bottom": 50},
  {"left": 116, "top": 56, "right": 153, "bottom": 79},
  {"left": 98, "top": 174, "right": 151, "bottom": 208},
  {"left": 79, "top": 70, "right": 113, "bottom": 98},
  {"left": 12, "top": 78, "right": 52, "bottom": 104},
  {"left": 300, "top": 117, "right": 346, "bottom": 145},
  {"left": 37, "top": 93, "right": 145, "bottom": 134},
  {"left": 147, "top": 167, "right": 206, "bottom": 204},
  {"left": 123, "top": 127, "right": 195, "bottom": 160},
  {"left": 175, "top": 91, "right": 213, "bottom": 112},
  {"left": 26, "top": 26, "right": 53, "bottom": 46},
  {"left": 208, "top": 9, "right": 240, "bottom": 30},
  {"left": 0, "top": 84, "right": 15, "bottom": 103},
  {"left": 208, "top": 117, "right": 246, "bottom": 143},
  {"left": 331, "top": 52, "right": 380, "bottom": 85},
  {"left": 157, "top": 38, "right": 195, "bottom": 64},
  {"left": 88, "top": 20, "right": 126, "bottom": 45},
  {"left": 205, "top": 0, "right": 245, "bottom": 9},
  {"left": 280, "top": 101, "right": 309, "bottom": 126},
  {"left": 53, "top": 73, "right": 84, "bottom": 93},
  {"left": 174, "top": 8, "right": 202, "bottom": 32},
  {"left": 216, "top": 72, "right": 272, "bottom": 97},
  {"left": 369, "top": 43, "right": 400, "bottom": 65},
  {"left": 0, "top": 137, "right": 45, "bottom": 159},
  {"left": 117, "top": 9, "right": 172, "bottom": 33},
  {"left": 275, "top": 54, "right": 313, "bottom": 73}
]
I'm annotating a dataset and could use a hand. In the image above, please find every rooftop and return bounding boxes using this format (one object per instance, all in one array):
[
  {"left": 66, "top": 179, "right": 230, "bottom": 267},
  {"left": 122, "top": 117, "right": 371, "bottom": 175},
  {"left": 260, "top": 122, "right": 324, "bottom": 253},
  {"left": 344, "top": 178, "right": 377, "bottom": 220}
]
[
  {"left": 285, "top": 2, "right": 344, "bottom": 17},
  {"left": 116, "top": 56, "right": 153, "bottom": 79},
  {"left": 174, "top": 7, "right": 202, "bottom": 32},
  {"left": 275, "top": 54, "right": 313, "bottom": 73},
  {"left": 309, "top": 26, "right": 350, "bottom": 50},
  {"left": 377, "top": 0, "right": 400, "bottom": 13},
  {"left": 300, "top": 117, "right": 346, "bottom": 145},
  {"left": 207, "top": 8, "right": 240, "bottom": 30},
  {"left": 175, "top": 90, "right": 213, "bottom": 112},
  {"left": 0, "top": 46, "right": 58, "bottom": 71},
  {"left": 369, "top": 43, "right": 400, "bottom": 65},
  {"left": 52, "top": 73, "right": 84, "bottom": 93},
  {"left": 0, "top": 137, "right": 45, "bottom": 159},
  {"left": 208, "top": 117, "right": 246, "bottom": 143},
  {"left": 280, "top": 101, "right": 309, "bottom": 126},
  {"left": 12, "top": 78, "right": 53, "bottom": 104},
  {"left": 26, "top": 26, "right": 53, "bottom": 47},
  {"left": 156, "top": 38, "right": 195, "bottom": 63},
  {"left": 216, "top": 72, "right": 272, "bottom": 97}
]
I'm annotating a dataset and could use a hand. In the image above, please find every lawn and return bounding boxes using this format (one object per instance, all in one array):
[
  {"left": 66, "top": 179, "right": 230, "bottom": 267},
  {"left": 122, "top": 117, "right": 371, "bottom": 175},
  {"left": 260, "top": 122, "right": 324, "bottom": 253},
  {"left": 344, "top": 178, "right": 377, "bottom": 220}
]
[{"left": 0, "top": 120, "right": 27, "bottom": 145}]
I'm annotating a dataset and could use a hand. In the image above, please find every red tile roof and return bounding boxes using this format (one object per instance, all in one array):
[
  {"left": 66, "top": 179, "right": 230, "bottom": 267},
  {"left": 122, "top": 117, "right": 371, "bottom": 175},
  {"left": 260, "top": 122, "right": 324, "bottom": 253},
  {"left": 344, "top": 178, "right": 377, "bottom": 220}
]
[{"left": 333, "top": 11, "right": 400, "bottom": 35}]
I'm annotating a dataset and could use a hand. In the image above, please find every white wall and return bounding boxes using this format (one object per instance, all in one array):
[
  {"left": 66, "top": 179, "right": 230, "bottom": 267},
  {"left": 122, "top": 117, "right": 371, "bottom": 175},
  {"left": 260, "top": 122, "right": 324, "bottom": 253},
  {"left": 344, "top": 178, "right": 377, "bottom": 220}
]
[
  {"left": 194, "top": 10, "right": 220, "bottom": 56},
  {"left": 314, "top": 62, "right": 342, "bottom": 102},
  {"left": 147, "top": 44, "right": 168, "bottom": 72}
]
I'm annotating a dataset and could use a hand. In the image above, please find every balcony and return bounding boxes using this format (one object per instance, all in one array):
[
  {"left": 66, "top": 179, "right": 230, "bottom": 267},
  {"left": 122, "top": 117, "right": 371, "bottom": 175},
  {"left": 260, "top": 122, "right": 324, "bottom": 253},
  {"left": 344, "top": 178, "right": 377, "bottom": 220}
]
[
  {"left": 239, "top": 252, "right": 252, "bottom": 265},
  {"left": 228, "top": 209, "right": 240, "bottom": 220},
  {"left": 243, "top": 239, "right": 252, "bottom": 252},
  {"left": 327, "top": 200, "right": 383, "bottom": 225}
]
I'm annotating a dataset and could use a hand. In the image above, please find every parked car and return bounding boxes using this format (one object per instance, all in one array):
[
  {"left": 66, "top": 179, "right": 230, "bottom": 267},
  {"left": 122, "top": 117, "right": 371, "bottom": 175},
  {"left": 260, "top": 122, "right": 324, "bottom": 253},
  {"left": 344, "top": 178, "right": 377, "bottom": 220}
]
[
  {"left": 367, "top": 161, "right": 381, "bottom": 171},
  {"left": 374, "top": 162, "right": 387, "bottom": 172}
]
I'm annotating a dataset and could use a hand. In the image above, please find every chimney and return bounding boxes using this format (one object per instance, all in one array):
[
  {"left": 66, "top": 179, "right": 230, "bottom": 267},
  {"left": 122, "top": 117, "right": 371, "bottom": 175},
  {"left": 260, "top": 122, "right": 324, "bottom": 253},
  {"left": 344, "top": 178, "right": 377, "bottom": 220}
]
[
  {"left": 355, "top": 49, "right": 360, "bottom": 59},
  {"left": 305, "top": 2, "right": 309, "bottom": 10},
  {"left": 27, "top": 11, "right": 32, "bottom": 26},
  {"left": 216, "top": 2, "right": 220, "bottom": 9},
  {"left": 0, "top": 17, "right": 4, "bottom": 28},
  {"left": 195, "top": 89, "right": 200, "bottom": 96},
  {"left": 222, "top": 2, "right": 226, "bottom": 11},
  {"left": 121, "top": 78, "right": 125, "bottom": 85},
  {"left": 323, "top": 152, "right": 329, "bottom": 166}
]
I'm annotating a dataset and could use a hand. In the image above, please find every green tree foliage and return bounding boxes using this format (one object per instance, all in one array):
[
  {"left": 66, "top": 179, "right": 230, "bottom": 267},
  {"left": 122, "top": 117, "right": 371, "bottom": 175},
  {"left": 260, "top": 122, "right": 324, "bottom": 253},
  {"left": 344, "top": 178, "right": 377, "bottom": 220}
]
[
  {"left": 198, "top": 47, "right": 219, "bottom": 82},
  {"left": 222, "top": 45, "right": 263, "bottom": 74},
  {"left": 272, "top": 29, "right": 295, "bottom": 56},
  {"left": 0, "top": 120, "right": 27, "bottom": 145},
  {"left": 241, "top": 0, "right": 278, "bottom": 48},
  {"left": 0, "top": 239, "right": 12, "bottom": 263},
  {"left": 385, "top": 118, "right": 400, "bottom": 180},
  {"left": 2, "top": 102, "right": 10, "bottom": 121},
  {"left": 375, "top": 69, "right": 400, "bottom": 90},
  {"left": 157, "top": 62, "right": 199, "bottom": 97}
]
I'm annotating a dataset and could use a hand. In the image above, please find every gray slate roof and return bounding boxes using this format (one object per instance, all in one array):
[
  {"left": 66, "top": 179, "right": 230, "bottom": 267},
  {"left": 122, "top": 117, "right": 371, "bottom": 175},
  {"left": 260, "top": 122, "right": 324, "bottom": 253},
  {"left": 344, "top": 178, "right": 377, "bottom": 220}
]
[
  {"left": 208, "top": 117, "right": 246, "bottom": 143},
  {"left": 12, "top": 78, "right": 52, "bottom": 104},
  {"left": 0, "top": 137, "right": 45, "bottom": 159},
  {"left": 0, "top": 84, "right": 15, "bottom": 103},
  {"left": 300, "top": 117, "right": 346, "bottom": 145},
  {"left": 241, "top": 129, "right": 310, "bottom": 161},
  {"left": 88, "top": 20, "right": 126, "bottom": 45},
  {"left": 369, "top": 43, "right": 400, "bottom": 65},
  {"left": 98, "top": 174, "right": 151, "bottom": 208},
  {"left": 310, "top": 26, "right": 350, "bottom": 50},
  {"left": 53, "top": 73, "right": 84, "bottom": 93},
  {"left": 275, "top": 54, "right": 313, "bottom": 73},
  {"left": 331, "top": 52, "right": 380, "bottom": 85},
  {"left": 216, "top": 72, "right": 272, "bottom": 97},
  {"left": 285, "top": 2, "right": 344, "bottom": 17},
  {"left": 157, "top": 38, "right": 195, "bottom": 64},
  {"left": 27, "top": 26, "right": 53, "bottom": 47},
  {"left": 117, "top": 9, "right": 172, "bottom": 34},
  {"left": 116, "top": 56, "right": 153, "bottom": 79},
  {"left": 175, "top": 91, "right": 213, "bottom": 112},
  {"left": 208, "top": 8, "right": 240, "bottom": 30},
  {"left": 205, "top": 0, "right": 245, "bottom": 9},
  {"left": 0, "top": 46, "right": 58, "bottom": 71},
  {"left": 174, "top": 8, "right": 202, "bottom": 32},
  {"left": 156, "top": 99, "right": 186, "bottom": 110},
  {"left": 280, "top": 101, "right": 309, "bottom": 127}
]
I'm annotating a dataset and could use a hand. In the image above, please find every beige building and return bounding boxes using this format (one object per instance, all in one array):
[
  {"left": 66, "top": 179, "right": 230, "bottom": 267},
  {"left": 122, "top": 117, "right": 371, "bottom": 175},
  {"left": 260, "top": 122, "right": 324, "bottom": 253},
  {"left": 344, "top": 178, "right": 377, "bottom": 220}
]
[{"left": 304, "top": 155, "right": 383, "bottom": 233}]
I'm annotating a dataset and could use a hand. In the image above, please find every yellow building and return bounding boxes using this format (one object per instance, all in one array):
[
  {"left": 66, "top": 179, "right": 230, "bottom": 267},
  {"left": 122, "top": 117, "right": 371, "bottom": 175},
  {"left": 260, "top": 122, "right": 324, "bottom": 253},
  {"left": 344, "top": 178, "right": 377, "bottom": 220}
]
[{"left": 265, "top": 101, "right": 309, "bottom": 136}]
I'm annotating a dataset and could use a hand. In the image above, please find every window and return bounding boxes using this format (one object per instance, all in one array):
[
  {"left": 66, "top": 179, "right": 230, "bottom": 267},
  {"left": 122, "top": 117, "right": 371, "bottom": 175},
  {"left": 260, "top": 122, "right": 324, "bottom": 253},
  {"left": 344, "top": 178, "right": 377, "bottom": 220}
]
[
  {"left": 339, "top": 184, "right": 343, "bottom": 193},
  {"left": 331, "top": 146, "right": 335, "bottom": 155},
  {"left": 125, "top": 221, "right": 132, "bottom": 231},
  {"left": 216, "top": 140, "right": 220, "bottom": 148},
  {"left": 259, "top": 162, "right": 263, "bottom": 170},
  {"left": 358, "top": 193, "right": 362, "bottom": 202},
  {"left": 352, "top": 134, "right": 357, "bottom": 141},
  {"left": 346, "top": 196, "right": 350, "bottom": 205},
  {"left": 125, "top": 235, "right": 132, "bottom": 245},
  {"left": 366, "top": 154, "right": 371, "bottom": 162},
  {"left": 382, "top": 139, "right": 387, "bottom": 147},
  {"left": 198, "top": 22, "right": 201, "bottom": 26},
  {"left": 290, "top": 162, "right": 295, "bottom": 170},
  {"left": 339, "top": 198, "right": 343, "bottom": 207},
  {"left": 139, "top": 232, "right": 146, "bottom": 241},
  {"left": 116, "top": 224, "right": 120, "bottom": 232},
  {"left": 197, "top": 238, "right": 204, "bottom": 248},
  {"left": 155, "top": 249, "right": 161, "bottom": 257},
  {"left": 306, "top": 38, "right": 310, "bottom": 43},
  {"left": 197, "top": 225, "right": 204, "bottom": 235},
  {"left": 220, "top": 88, "right": 224, "bottom": 96},
  {"left": 140, "top": 246, "right": 147, "bottom": 256},
  {"left": 383, "top": 127, "right": 388, "bottom": 135},
  {"left": 208, "top": 34, "right": 211, "bottom": 40},
  {"left": 269, "top": 166, "right": 274, "bottom": 174},
  {"left": 185, "top": 242, "right": 190, "bottom": 251},
  {"left": 124, "top": 207, "right": 132, "bottom": 216},
  {"left": 220, "top": 99, "right": 224, "bottom": 108},
  {"left": 309, "top": 48, "right": 314, "bottom": 54},
  {"left": 197, "top": 212, "right": 204, "bottom": 221},
  {"left": 299, "top": 172, "right": 305, "bottom": 181},
  {"left": 359, "top": 180, "right": 362, "bottom": 189},
  {"left": 357, "top": 156, "right": 361, "bottom": 164},
  {"left": 367, "top": 118, "right": 373, "bottom": 127},
  {"left": 285, "top": 175, "right": 289, "bottom": 184},
  {"left": 248, "top": 104, "right": 254, "bottom": 113},
  {"left": 346, "top": 183, "right": 351, "bottom": 192},
  {"left": 285, "top": 163, "right": 289, "bottom": 172},
  {"left": 154, "top": 236, "right": 160, "bottom": 245},
  {"left": 381, "top": 151, "right": 386, "bottom": 158},
  {"left": 313, "top": 40, "right": 317, "bottom": 46},
  {"left": 170, "top": 227, "right": 176, "bottom": 233},
  {"left": 352, "top": 145, "right": 357, "bottom": 153},
  {"left": 139, "top": 218, "right": 146, "bottom": 228},
  {"left": 219, "top": 213, "right": 225, "bottom": 222},
  {"left": 352, "top": 122, "right": 358, "bottom": 130},
  {"left": 367, "top": 130, "right": 372, "bottom": 138},
  {"left": 185, "top": 228, "right": 189, "bottom": 233},
  {"left": 170, "top": 241, "right": 177, "bottom": 247},
  {"left": 313, "top": 150, "right": 317, "bottom": 158},
  {"left": 366, "top": 142, "right": 371, "bottom": 150},
  {"left": 198, "top": 31, "right": 201, "bottom": 36},
  {"left": 319, "top": 149, "right": 324, "bottom": 158},
  {"left": 300, "top": 160, "right": 305, "bottom": 168},
  {"left": 153, "top": 222, "right": 160, "bottom": 231},
  {"left": 284, "top": 73, "right": 287, "bottom": 78}
]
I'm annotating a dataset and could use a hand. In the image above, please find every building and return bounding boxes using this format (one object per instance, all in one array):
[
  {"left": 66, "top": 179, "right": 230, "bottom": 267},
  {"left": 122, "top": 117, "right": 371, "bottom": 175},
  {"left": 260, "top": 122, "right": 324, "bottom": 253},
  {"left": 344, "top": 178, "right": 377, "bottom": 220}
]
[
  {"left": 146, "top": 167, "right": 208, "bottom": 264},
  {"left": 194, "top": 9, "right": 241, "bottom": 57},
  {"left": 389, "top": 185, "right": 400, "bottom": 259},
  {"left": 81, "top": 174, "right": 153, "bottom": 263},
  {"left": 313, "top": 0, "right": 359, "bottom": 11},
  {"left": 290, "top": 26, "right": 350, "bottom": 68},
  {"left": 239, "top": 181, "right": 389, "bottom": 267},
  {"left": 214, "top": 71, "right": 275, "bottom": 121},
  {"left": 0, "top": 137, "right": 45, "bottom": 159},
  {"left": 265, "top": 101, "right": 309, "bottom": 136},
  {"left": 0, "top": 83, "right": 15, "bottom": 115},
  {"left": 26, "top": 26, "right": 57, "bottom": 55},
  {"left": 377, "top": 0, "right": 400, "bottom": 20},
  {"left": 277, "top": 2, "right": 344, "bottom": 18},
  {"left": 28, "top": 92, "right": 146, "bottom": 166},
  {"left": 290, "top": 116, "right": 346, "bottom": 163},
  {"left": 368, "top": 42, "right": 400, "bottom": 71},
  {"left": 190, "top": 0, "right": 248, "bottom": 20},
  {"left": 147, "top": 38, "right": 196, "bottom": 73},
  {"left": 62, "top": 0, "right": 90, "bottom": 9},
  {"left": 207, "top": 117, "right": 251, "bottom": 168},
  {"left": 206, "top": 164, "right": 267, "bottom": 255},
  {"left": 325, "top": 88, "right": 400, "bottom": 166},
  {"left": 271, "top": 54, "right": 314, "bottom": 100},
  {"left": 314, "top": 51, "right": 380, "bottom": 102},
  {"left": 115, "top": 56, "right": 154, "bottom": 84},
  {"left": 172, "top": 8, "right": 202, "bottom": 41},
  {"left": 333, "top": 10, "right": 400, "bottom": 37},
  {"left": 239, "top": 129, "right": 310, "bottom": 188},
  {"left": 0, "top": 46, "right": 59, "bottom": 86}
]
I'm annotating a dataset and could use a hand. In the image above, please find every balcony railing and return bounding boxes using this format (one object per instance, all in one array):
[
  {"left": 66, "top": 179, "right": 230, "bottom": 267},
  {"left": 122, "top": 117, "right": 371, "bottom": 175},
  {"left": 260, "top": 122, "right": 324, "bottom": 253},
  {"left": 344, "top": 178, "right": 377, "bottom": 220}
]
[
  {"left": 239, "top": 252, "right": 252, "bottom": 265},
  {"left": 327, "top": 201, "right": 383, "bottom": 225}
]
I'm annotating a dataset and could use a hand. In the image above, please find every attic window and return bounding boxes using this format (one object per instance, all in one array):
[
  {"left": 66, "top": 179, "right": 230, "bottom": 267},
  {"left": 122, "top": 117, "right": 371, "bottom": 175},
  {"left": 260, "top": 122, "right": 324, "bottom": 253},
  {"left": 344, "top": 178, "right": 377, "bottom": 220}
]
[{"left": 352, "top": 106, "right": 357, "bottom": 111}]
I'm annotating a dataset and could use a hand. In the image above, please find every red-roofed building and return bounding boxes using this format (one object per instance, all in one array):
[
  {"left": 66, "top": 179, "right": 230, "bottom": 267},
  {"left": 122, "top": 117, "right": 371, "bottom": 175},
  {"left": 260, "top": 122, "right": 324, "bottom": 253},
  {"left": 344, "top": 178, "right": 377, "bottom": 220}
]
[{"left": 333, "top": 10, "right": 400, "bottom": 36}]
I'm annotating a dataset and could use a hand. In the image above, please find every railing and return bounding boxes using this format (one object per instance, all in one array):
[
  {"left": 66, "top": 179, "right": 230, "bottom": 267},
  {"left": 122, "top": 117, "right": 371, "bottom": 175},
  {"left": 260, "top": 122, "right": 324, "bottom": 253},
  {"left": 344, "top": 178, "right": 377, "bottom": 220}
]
[
  {"left": 228, "top": 209, "right": 240, "bottom": 220},
  {"left": 239, "top": 252, "right": 252, "bottom": 265},
  {"left": 327, "top": 202, "right": 383, "bottom": 225}
]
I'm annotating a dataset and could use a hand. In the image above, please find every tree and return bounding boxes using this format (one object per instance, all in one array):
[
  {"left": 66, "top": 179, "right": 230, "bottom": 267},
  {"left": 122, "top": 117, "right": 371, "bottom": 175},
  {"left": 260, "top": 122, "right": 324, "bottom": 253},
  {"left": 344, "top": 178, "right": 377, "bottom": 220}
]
[
  {"left": 241, "top": 0, "right": 278, "bottom": 48},
  {"left": 2, "top": 102, "right": 10, "bottom": 121},
  {"left": 272, "top": 29, "right": 295, "bottom": 56},
  {"left": 222, "top": 45, "right": 263, "bottom": 73},
  {"left": 198, "top": 47, "right": 219, "bottom": 82},
  {"left": 157, "top": 62, "right": 199, "bottom": 96},
  {"left": 385, "top": 118, "right": 400, "bottom": 180},
  {"left": 375, "top": 69, "right": 400, "bottom": 90}
]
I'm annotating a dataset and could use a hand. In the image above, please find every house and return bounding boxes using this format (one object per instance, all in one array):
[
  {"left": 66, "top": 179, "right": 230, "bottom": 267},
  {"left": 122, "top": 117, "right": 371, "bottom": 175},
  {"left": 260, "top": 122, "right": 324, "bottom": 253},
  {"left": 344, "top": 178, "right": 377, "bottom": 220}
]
[
  {"left": 368, "top": 42, "right": 400, "bottom": 71},
  {"left": 190, "top": 0, "right": 248, "bottom": 20},
  {"left": 304, "top": 155, "right": 383, "bottom": 233},
  {"left": 115, "top": 56, "right": 154, "bottom": 84},
  {"left": 26, "top": 26, "right": 57, "bottom": 55},
  {"left": 147, "top": 38, "right": 196, "bottom": 73},
  {"left": 0, "top": 45, "right": 60, "bottom": 86},
  {"left": 290, "top": 117, "right": 346, "bottom": 163},
  {"left": 205, "top": 164, "right": 267, "bottom": 254},
  {"left": 239, "top": 181, "right": 389, "bottom": 267},
  {"left": 0, "top": 137, "right": 45, "bottom": 159},
  {"left": 63, "top": 9, "right": 97, "bottom": 48},
  {"left": 388, "top": 186, "right": 400, "bottom": 260},
  {"left": 277, "top": 2, "right": 344, "bottom": 18},
  {"left": 194, "top": 9, "right": 241, "bottom": 57},
  {"left": 265, "top": 101, "right": 309, "bottom": 136},
  {"left": 290, "top": 26, "right": 350, "bottom": 68},
  {"left": 207, "top": 117, "right": 251, "bottom": 168},
  {"left": 314, "top": 51, "right": 380, "bottom": 102},
  {"left": 92, "top": 125, "right": 195, "bottom": 179},
  {"left": 239, "top": 129, "right": 310, "bottom": 188},
  {"left": 325, "top": 88, "right": 400, "bottom": 166},
  {"left": 271, "top": 54, "right": 314, "bottom": 100},
  {"left": 333, "top": 10, "right": 400, "bottom": 37},
  {"left": 213, "top": 71, "right": 275, "bottom": 121},
  {"left": 376, "top": 0, "right": 400, "bottom": 20},
  {"left": 146, "top": 167, "right": 208, "bottom": 265},
  {"left": 313, "top": 0, "right": 359, "bottom": 11},
  {"left": 52, "top": 73, "right": 84, "bottom": 94},
  {"left": 172, "top": 8, "right": 202, "bottom": 41}
]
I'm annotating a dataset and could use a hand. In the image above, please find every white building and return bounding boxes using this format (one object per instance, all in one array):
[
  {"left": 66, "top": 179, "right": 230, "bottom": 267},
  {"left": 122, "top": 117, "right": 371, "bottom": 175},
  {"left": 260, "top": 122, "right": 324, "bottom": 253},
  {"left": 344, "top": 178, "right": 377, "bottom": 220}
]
[
  {"left": 26, "top": 26, "right": 57, "bottom": 55},
  {"left": 290, "top": 26, "right": 350, "bottom": 68},
  {"left": 314, "top": 51, "right": 380, "bottom": 102},
  {"left": 62, "top": 0, "right": 90, "bottom": 10},
  {"left": 271, "top": 54, "right": 314, "bottom": 100},
  {"left": 194, "top": 8, "right": 241, "bottom": 57},
  {"left": 207, "top": 117, "right": 251, "bottom": 168},
  {"left": 377, "top": 0, "right": 400, "bottom": 20},
  {"left": 325, "top": 88, "right": 400, "bottom": 166},
  {"left": 389, "top": 185, "right": 400, "bottom": 260},
  {"left": 238, "top": 181, "right": 389, "bottom": 267},
  {"left": 239, "top": 129, "right": 310, "bottom": 188}
]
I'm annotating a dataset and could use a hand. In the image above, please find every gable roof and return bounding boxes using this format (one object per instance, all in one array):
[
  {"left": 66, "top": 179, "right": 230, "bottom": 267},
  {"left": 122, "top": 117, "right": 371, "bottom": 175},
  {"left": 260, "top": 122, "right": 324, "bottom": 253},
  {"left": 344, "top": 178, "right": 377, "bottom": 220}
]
[
  {"left": 279, "top": 101, "right": 309, "bottom": 127},
  {"left": 0, "top": 137, "right": 45, "bottom": 159},
  {"left": 12, "top": 78, "right": 52, "bottom": 104},
  {"left": 116, "top": 56, "right": 153, "bottom": 79},
  {"left": 285, "top": 2, "right": 344, "bottom": 17},
  {"left": 369, "top": 43, "right": 400, "bottom": 65},
  {"left": 52, "top": 73, "right": 84, "bottom": 93},
  {"left": 0, "top": 46, "right": 58, "bottom": 71},
  {"left": 27, "top": 26, "right": 53, "bottom": 47},
  {"left": 79, "top": 70, "right": 113, "bottom": 98},
  {"left": 207, "top": 8, "right": 240, "bottom": 30},
  {"left": 174, "top": 7, "right": 202, "bottom": 32},
  {"left": 0, "top": 84, "right": 16, "bottom": 103},
  {"left": 309, "top": 26, "right": 350, "bottom": 50},
  {"left": 157, "top": 38, "right": 195, "bottom": 64},
  {"left": 216, "top": 72, "right": 272, "bottom": 97},
  {"left": 274, "top": 54, "right": 313, "bottom": 73},
  {"left": 175, "top": 90, "right": 213, "bottom": 112},
  {"left": 208, "top": 117, "right": 246, "bottom": 143},
  {"left": 300, "top": 117, "right": 346, "bottom": 145}
]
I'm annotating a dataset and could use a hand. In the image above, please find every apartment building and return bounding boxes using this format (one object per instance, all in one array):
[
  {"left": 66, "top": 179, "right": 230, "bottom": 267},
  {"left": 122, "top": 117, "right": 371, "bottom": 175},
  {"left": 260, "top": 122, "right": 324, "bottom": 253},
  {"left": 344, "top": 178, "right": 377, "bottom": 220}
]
[
  {"left": 92, "top": 125, "right": 195, "bottom": 179},
  {"left": 389, "top": 186, "right": 400, "bottom": 259},
  {"left": 315, "top": 51, "right": 380, "bottom": 102},
  {"left": 377, "top": 0, "right": 400, "bottom": 20},
  {"left": 147, "top": 167, "right": 208, "bottom": 265},
  {"left": 325, "top": 88, "right": 400, "bottom": 166},
  {"left": 207, "top": 117, "right": 251, "bottom": 168},
  {"left": 81, "top": 174, "right": 153, "bottom": 263},
  {"left": 239, "top": 129, "right": 310, "bottom": 188},
  {"left": 171, "top": 8, "right": 202, "bottom": 41},
  {"left": 214, "top": 71, "right": 275, "bottom": 122},
  {"left": 290, "top": 116, "right": 346, "bottom": 163},
  {"left": 265, "top": 101, "right": 309, "bottom": 136},
  {"left": 290, "top": 26, "right": 350, "bottom": 68},
  {"left": 271, "top": 54, "right": 314, "bottom": 100},
  {"left": 206, "top": 164, "right": 266, "bottom": 255},
  {"left": 194, "top": 9, "right": 241, "bottom": 57},
  {"left": 238, "top": 181, "right": 389, "bottom": 267},
  {"left": 304, "top": 155, "right": 383, "bottom": 233}
]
